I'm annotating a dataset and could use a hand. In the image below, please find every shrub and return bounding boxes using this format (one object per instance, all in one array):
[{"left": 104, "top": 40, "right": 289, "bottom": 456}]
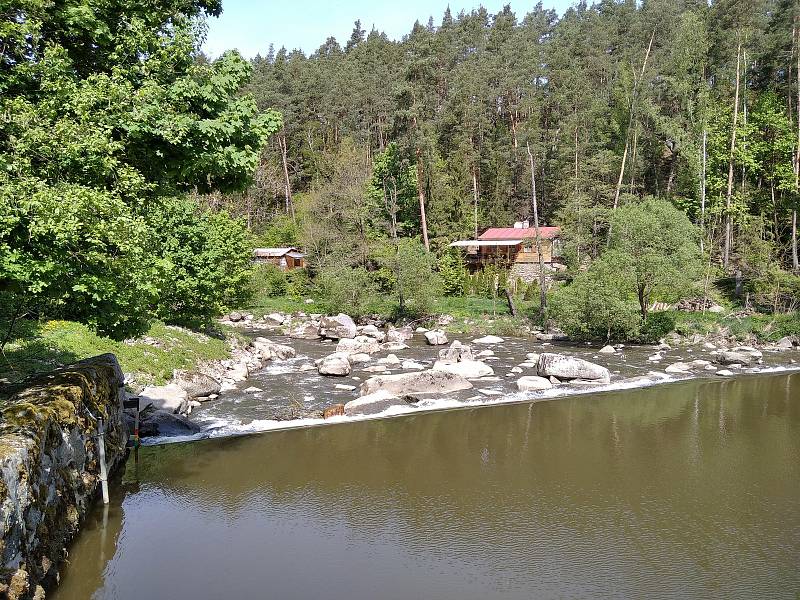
[
  {"left": 250, "top": 264, "right": 288, "bottom": 298},
  {"left": 639, "top": 312, "right": 676, "bottom": 343},
  {"left": 149, "top": 198, "right": 253, "bottom": 327},
  {"left": 375, "top": 239, "right": 439, "bottom": 317},
  {"left": 314, "top": 265, "right": 377, "bottom": 317},
  {"left": 550, "top": 254, "right": 641, "bottom": 341},
  {"left": 438, "top": 250, "right": 466, "bottom": 296}
]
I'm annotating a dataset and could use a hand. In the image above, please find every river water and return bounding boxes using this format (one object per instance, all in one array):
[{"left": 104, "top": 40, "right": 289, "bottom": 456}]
[{"left": 53, "top": 372, "right": 799, "bottom": 599}]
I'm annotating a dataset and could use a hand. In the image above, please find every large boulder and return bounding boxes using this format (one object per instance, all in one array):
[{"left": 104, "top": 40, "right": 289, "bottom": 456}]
[
  {"left": 140, "top": 383, "right": 189, "bottom": 414},
  {"left": 264, "top": 312, "right": 287, "bottom": 326},
  {"left": 776, "top": 336, "right": 796, "bottom": 350},
  {"left": 386, "top": 326, "right": 414, "bottom": 343},
  {"left": 432, "top": 360, "right": 493, "bottom": 378},
  {"left": 424, "top": 330, "right": 448, "bottom": 345},
  {"left": 473, "top": 335, "right": 504, "bottom": 344},
  {"left": 134, "top": 406, "right": 203, "bottom": 438},
  {"left": 316, "top": 353, "right": 352, "bottom": 376},
  {"left": 344, "top": 390, "right": 409, "bottom": 416},
  {"left": 289, "top": 321, "right": 321, "bottom": 340},
  {"left": 173, "top": 370, "right": 221, "bottom": 399},
  {"left": 359, "top": 325, "right": 386, "bottom": 342},
  {"left": 438, "top": 340, "right": 473, "bottom": 363},
  {"left": 336, "top": 335, "right": 381, "bottom": 355},
  {"left": 318, "top": 313, "right": 357, "bottom": 339},
  {"left": 536, "top": 353, "right": 611, "bottom": 383},
  {"left": 251, "top": 338, "right": 296, "bottom": 361},
  {"left": 716, "top": 347, "right": 763, "bottom": 366},
  {"left": 516, "top": 376, "right": 553, "bottom": 392},
  {"left": 360, "top": 369, "right": 473, "bottom": 396}
]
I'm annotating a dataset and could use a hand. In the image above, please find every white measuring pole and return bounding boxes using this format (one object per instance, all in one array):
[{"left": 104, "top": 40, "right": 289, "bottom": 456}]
[{"left": 97, "top": 418, "right": 109, "bottom": 504}]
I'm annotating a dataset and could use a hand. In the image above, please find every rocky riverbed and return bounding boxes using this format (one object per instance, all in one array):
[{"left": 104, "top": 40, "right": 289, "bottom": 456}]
[{"left": 129, "top": 311, "right": 800, "bottom": 444}]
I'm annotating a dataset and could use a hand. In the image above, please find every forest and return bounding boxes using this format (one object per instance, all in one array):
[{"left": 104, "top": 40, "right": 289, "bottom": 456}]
[
  {"left": 2, "top": 0, "right": 800, "bottom": 367},
  {"left": 202, "top": 0, "right": 800, "bottom": 334}
]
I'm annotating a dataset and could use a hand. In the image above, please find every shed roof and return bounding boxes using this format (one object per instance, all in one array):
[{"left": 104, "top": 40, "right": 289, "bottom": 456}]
[
  {"left": 449, "top": 239, "right": 523, "bottom": 247},
  {"left": 479, "top": 226, "right": 561, "bottom": 240},
  {"left": 253, "top": 247, "right": 298, "bottom": 258}
]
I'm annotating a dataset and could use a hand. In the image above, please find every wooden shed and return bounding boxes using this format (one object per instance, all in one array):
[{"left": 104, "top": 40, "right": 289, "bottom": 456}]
[{"left": 253, "top": 247, "right": 306, "bottom": 270}]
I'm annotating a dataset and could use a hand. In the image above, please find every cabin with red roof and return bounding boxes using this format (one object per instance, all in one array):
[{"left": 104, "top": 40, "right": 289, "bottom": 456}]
[{"left": 449, "top": 221, "right": 563, "bottom": 281}]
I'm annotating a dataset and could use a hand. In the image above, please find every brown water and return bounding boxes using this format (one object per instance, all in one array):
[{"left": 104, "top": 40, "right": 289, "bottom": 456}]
[{"left": 54, "top": 373, "right": 800, "bottom": 599}]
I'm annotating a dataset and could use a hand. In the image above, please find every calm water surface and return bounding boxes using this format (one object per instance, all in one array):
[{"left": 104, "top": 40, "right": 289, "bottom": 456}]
[{"left": 54, "top": 373, "right": 800, "bottom": 599}]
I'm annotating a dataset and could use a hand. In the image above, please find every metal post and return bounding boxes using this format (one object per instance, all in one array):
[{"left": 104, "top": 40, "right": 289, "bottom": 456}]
[{"left": 97, "top": 418, "right": 109, "bottom": 505}]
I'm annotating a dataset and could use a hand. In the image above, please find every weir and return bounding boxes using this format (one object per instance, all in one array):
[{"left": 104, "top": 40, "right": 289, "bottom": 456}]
[{"left": 0, "top": 355, "right": 128, "bottom": 600}]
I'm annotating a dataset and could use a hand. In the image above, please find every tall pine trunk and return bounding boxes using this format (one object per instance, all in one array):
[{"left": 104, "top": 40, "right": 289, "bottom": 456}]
[
  {"left": 793, "top": 21, "right": 800, "bottom": 271},
  {"left": 415, "top": 148, "right": 430, "bottom": 252},
  {"left": 472, "top": 163, "right": 479, "bottom": 239},
  {"left": 527, "top": 143, "right": 547, "bottom": 313},
  {"left": 278, "top": 133, "right": 295, "bottom": 221},
  {"left": 724, "top": 39, "right": 742, "bottom": 270}
]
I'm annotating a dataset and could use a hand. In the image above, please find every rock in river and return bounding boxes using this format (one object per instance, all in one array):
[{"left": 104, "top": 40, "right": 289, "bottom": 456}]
[
  {"left": 438, "top": 340, "right": 473, "bottom": 362},
  {"left": 432, "top": 360, "right": 494, "bottom": 379},
  {"left": 336, "top": 336, "right": 381, "bottom": 355},
  {"left": 140, "top": 383, "right": 189, "bottom": 414},
  {"left": 317, "top": 353, "right": 352, "bottom": 376},
  {"left": 598, "top": 345, "right": 616, "bottom": 354},
  {"left": 318, "top": 313, "right": 357, "bottom": 340},
  {"left": 716, "top": 347, "right": 763, "bottom": 366},
  {"left": 424, "top": 330, "right": 448, "bottom": 345},
  {"left": 344, "top": 390, "right": 409, "bottom": 416},
  {"left": 360, "top": 369, "right": 473, "bottom": 396},
  {"left": 516, "top": 376, "right": 553, "bottom": 392},
  {"left": 173, "top": 370, "right": 221, "bottom": 399},
  {"left": 386, "top": 326, "right": 414, "bottom": 343},
  {"left": 537, "top": 353, "right": 611, "bottom": 383},
  {"left": 473, "top": 335, "right": 504, "bottom": 344},
  {"left": 250, "top": 338, "right": 296, "bottom": 361}
]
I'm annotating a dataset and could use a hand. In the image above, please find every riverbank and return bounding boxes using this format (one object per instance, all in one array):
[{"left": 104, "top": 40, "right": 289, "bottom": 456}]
[{"left": 136, "top": 309, "right": 800, "bottom": 445}]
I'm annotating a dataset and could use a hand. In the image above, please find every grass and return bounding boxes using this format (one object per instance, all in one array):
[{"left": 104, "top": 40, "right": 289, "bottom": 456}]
[
  {"left": 673, "top": 310, "right": 800, "bottom": 343},
  {"left": 0, "top": 320, "right": 231, "bottom": 387}
]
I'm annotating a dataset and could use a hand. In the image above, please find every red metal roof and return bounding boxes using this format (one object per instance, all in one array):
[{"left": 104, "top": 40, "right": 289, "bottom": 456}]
[{"left": 478, "top": 226, "right": 561, "bottom": 240}]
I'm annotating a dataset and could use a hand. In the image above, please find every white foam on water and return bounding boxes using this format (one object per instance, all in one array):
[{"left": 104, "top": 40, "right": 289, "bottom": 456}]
[{"left": 140, "top": 365, "right": 800, "bottom": 446}]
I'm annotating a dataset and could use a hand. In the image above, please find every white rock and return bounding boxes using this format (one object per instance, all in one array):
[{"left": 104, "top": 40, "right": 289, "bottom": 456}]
[
  {"left": 665, "top": 362, "right": 692, "bottom": 374},
  {"left": 227, "top": 361, "right": 249, "bottom": 381},
  {"left": 334, "top": 384, "right": 357, "bottom": 391},
  {"left": 516, "top": 376, "right": 553, "bottom": 392},
  {"left": 243, "top": 386, "right": 262, "bottom": 393},
  {"left": 599, "top": 345, "right": 616, "bottom": 354},
  {"left": 140, "top": 384, "right": 189, "bottom": 414},
  {"left": 386, "top": 326, "right": 414, "bottom": 343},
  {"left": 336, "top": 336, "right": 381, "bottom": 355},
  {"left": 477, "top": 389, "right": 503, "bottom": 396},
  {"left": 317, "top": 353, "right": 352, "bottom": 376},
  {"left": 424, "top": 330, "right": 448, "bottom": 345},
  {"left": 476, "top": 349, "right": 495, "bottom": 357},
  {"left": 473, "top": 335, "right": 504, "bottom": 344},
  {"left": 510, "top": 367, "right": 523, "bottom": 374},
  {"left": 349, "top": 353, "right": 371, "bottom": 364},
  {"left": 432, "top": 359, "right": 494, "bottom": 378},
  {"left": 378, "top": 354, "right": 401, "bottom": 366},
  {"left": 438, "top": 340, "right": 473, "bottom": 362},
  {"left": 717, "top": 369, "right": 735, "bottom": 377},
  {"left": 344, "top": 390, "right": 406, "bottom": 416},
  {"left": 401, "top": 360, "right": 426, "bottom": 370},
  {"left": 318, "top": 313, "right": 357, "bottom": 340},
  {"left": 537, "top": 353, "right": 611, "bottom": 383},
  {"left": 360, "top": 369, "right": 473, "bottom": 396}
]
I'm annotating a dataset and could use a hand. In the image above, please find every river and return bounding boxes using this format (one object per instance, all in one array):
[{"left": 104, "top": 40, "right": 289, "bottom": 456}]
[{"left": 52, "top": 372, "right": 799, "bottom": 599}]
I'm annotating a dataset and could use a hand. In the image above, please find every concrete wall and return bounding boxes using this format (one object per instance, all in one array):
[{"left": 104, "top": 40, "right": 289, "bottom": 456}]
[{"left": 0, "top": 354, "right": 128, "bottom": 599}]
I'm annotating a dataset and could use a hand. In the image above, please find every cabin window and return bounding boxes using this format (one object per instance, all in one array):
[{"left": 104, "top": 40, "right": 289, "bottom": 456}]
[{"left": 523, "top": 246, "right": 531, "bottom": 253}]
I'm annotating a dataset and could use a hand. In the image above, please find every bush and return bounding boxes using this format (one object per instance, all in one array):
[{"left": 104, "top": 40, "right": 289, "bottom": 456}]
[
  {"left": 639, "top": 312, "right": 676, "bottom": 343},
  {"left": 438, "top": 250, "right": 466, "bottom": 296},
  {"left": 314, "top": 265, "right": 377, "bottom": 317},
  {"left": 375, "top": 239, "right": 439, "bottom": 317},
  {"left": 149, "top": 198, "right": 253, "bottom": 328},
  {"left": 250, "top": 264, "right": 288, "bottom": 298},
  {"left": 550, "top": 254, "right": 641, "bottom": 341}
]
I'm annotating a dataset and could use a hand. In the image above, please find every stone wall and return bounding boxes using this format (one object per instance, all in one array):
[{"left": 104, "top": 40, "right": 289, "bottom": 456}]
[{"left": 0, "top": 354, "right": 128, "bottom": 599}]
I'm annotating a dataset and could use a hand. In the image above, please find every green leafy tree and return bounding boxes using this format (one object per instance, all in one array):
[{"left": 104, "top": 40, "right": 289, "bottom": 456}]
[
  {"left": 438, "top": 250, "right": 466, "bottom": 296},
  {"left": 609, "top": 197, "right": 702, "bottom": 319},
  {"left": 375, "top": 239, "right": 439, "bottom": 316}
]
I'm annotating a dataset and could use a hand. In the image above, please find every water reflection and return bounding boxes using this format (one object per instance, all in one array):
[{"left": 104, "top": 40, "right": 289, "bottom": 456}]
[{"left": 54, "top": 374, "right": 800, "bottom": 600}]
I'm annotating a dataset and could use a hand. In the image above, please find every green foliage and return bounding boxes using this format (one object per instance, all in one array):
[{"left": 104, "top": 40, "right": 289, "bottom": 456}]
[
  {"left": 609, "top": 197, "right": 702, "bottom": 318},
  {"left": 550, "top": 254, "right": 642, "bottom": 341},
  {"left": 438, "top": 250, "right": 466, "bottom": 296},
  {"left": 314, "top": 265, "right": 378, "bottom": 317},
  {"left": 375, "top": 239, "right": 439, "bottom": 317},
  {"left": 464, "top": 265, "right": 508, "bottom": 299},
  {"left": 639, "top": 312, "right": 677, "bottom": 344},
  {"left": 253, "top": 214, "right": 301, "bottom": 248},
  {"left": 0, "top": 0, "right": 279, "bottom": 339},
  {"left": 0, "top": 320, "right": 229, "bottom": 386},
  {"left": 148, "top": 198, "right": 253, "bottom": 327},
  {"left": 251, "top": 264, "right": 288, "bottom": 298}
]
